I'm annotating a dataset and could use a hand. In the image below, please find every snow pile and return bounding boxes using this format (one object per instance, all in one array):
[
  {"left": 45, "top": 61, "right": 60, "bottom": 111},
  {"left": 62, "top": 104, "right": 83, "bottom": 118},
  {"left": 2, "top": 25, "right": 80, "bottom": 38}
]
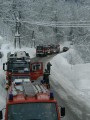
[
  {"left": 62, "top": 48, "right": 84, "bottom": 64},
  {"left": 0, "top": 61, "right": 6, "bottom": 111},
  {"left": 50, "top": 47, "right": 90, "bottom": 119}
]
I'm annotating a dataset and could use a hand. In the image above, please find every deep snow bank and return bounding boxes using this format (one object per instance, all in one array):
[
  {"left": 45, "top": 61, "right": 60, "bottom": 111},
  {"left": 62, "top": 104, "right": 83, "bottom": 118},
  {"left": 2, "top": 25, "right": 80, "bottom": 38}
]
[{"left": 50, "top": 47, "right": 90, "bottom": 119}]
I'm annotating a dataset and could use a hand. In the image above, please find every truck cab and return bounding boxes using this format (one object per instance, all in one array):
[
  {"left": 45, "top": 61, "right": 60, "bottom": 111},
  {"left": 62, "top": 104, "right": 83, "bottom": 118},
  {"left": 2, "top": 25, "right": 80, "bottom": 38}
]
[
  {"left": 3, "top": 59, "right": 30, "bottom": 80},
  {"left": 0, "top": 79, "right": 65, "bottom": 120},
  {"left": 3, "top": 51, "right": 43, "bottom": 82},
  {"left": 3, "top": 61, "right": 43, "bottom": 82}
]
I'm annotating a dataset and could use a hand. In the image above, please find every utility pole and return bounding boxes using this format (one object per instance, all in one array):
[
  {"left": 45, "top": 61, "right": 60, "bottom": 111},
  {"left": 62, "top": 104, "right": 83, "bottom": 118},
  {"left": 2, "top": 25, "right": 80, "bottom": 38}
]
[
  {"left": 32, "top": 31, "right": 35, "bottom": 47},
  {"left": 14, "top": 17, "right": 21, "bottom": 48}
]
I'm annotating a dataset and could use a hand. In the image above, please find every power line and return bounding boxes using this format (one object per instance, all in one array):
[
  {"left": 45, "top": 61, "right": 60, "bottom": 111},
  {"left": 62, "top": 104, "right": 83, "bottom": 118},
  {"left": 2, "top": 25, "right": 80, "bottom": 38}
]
[{"left": 2, "top": 18, "right": 90, "bottom": 27}]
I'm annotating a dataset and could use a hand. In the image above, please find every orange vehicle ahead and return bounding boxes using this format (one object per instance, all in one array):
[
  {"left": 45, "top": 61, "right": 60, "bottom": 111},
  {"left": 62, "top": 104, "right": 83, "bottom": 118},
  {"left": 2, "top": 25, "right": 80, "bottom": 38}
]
[
  {"left": 0, "top": 79, "right": 65, "bottom": 120},
  {"left": 3, "top": 51, "right": 43, "bottom": 82}
]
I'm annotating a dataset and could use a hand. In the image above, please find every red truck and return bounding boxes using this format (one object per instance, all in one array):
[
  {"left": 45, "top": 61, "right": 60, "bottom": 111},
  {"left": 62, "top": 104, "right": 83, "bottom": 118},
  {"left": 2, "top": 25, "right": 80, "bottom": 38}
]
[
  {"left": 36, "top": 45, "right": 48, "bottom": 57},
  {"left": 46, "top": 44, "right": 60, "bottom": 55},
  {"left": 49, "top": 44, "right": 60, "bottom": 54},
  {"left": 0, "top": 79, "right": 65, "bottom": 120},
  {"left": 3, "top": 51, "right": 43, "bottom": 82}
]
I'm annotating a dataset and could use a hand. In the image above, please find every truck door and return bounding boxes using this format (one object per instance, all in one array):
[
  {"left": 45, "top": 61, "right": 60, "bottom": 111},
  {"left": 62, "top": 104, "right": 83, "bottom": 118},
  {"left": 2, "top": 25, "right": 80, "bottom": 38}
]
[{"left": 30, "top": 62, "right": 43, "bottom": 80}]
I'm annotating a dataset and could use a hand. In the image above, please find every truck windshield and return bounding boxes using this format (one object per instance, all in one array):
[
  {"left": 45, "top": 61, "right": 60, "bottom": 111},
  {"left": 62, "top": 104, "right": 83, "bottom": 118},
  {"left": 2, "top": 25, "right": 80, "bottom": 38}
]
[
  {"left": 8, "top": 62, "right": 30, "bottom": 73},
  {"left": 37, "top": 46, "right": 43, "bottom": 50},
  {"left": 8, "top": 103, "right": 58, "bottom": 120}
]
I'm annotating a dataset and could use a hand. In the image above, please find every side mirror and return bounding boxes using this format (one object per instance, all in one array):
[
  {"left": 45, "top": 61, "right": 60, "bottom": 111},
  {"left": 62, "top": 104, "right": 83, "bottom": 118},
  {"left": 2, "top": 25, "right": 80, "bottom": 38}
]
[
  {"left": 3, "top": 63, "right": 5, "bottom": 71},
  {"left": 26, "top": 53, "right": 29, "bottom": 56},
  {"left": 0, "top": 111, "right": 3, "bottom": 119},
  {"left": 3, "top": 63, "right": 7, "bottom": 71},
  {"left": 61, "top": 107, "right": 65, "bottom": 117}
]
